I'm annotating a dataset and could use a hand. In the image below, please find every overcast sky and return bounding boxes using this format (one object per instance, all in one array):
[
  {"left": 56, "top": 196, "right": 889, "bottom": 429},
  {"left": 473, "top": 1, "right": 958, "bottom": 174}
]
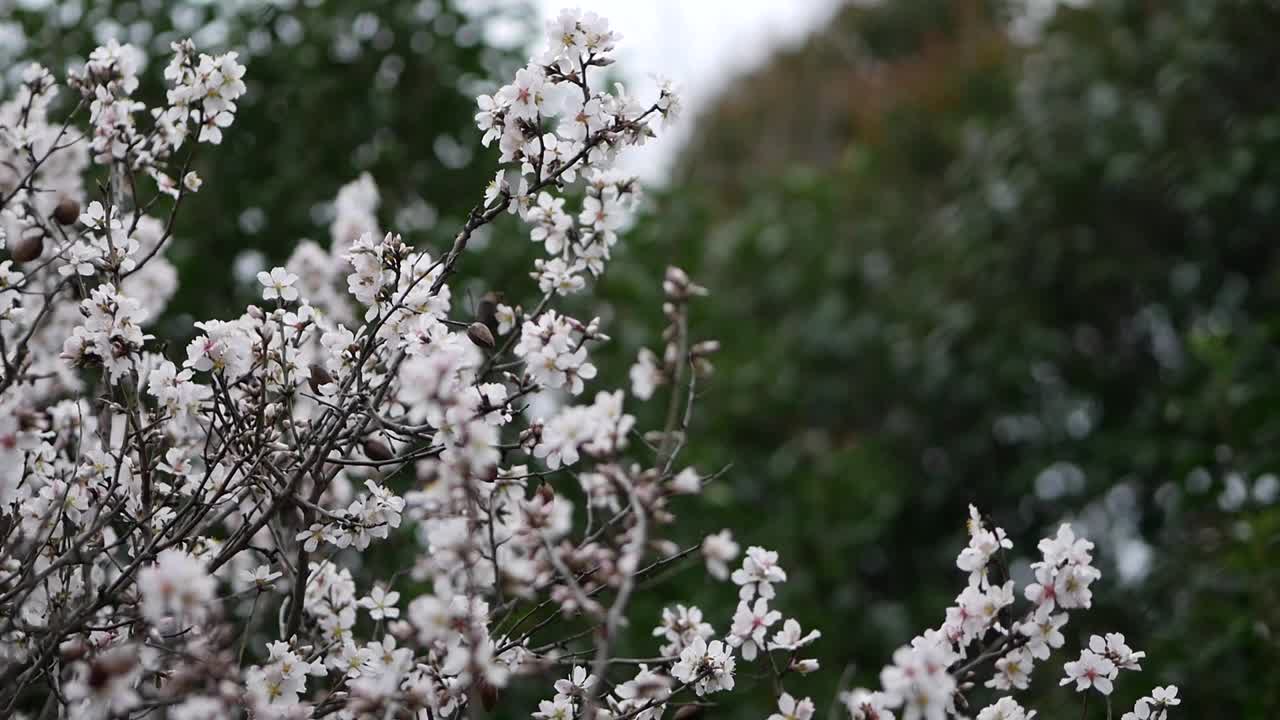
[{"left": 528, "top": 0, "right": 844, "bottom": 182}]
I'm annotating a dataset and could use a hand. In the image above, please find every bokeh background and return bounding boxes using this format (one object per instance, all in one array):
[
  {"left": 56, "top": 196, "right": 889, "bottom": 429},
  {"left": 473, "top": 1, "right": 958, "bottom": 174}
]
[{"left": 5, "top": 0, "right": 1279, "bottom": 716}]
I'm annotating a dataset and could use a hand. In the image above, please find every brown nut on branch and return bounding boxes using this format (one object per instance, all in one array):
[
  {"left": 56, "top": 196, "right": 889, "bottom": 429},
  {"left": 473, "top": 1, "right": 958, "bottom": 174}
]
[
  {"left": 54, "top": 197, "right": 80, "bottom": 226},
  {"left": 467, "top": 321, "right": 495, "bottom": 350},
  {"left": 10, "top": 233, "right": 43, "bottom": 263},
  {"left": 363, "top": 438, "right": 394, "bottom": 462}
]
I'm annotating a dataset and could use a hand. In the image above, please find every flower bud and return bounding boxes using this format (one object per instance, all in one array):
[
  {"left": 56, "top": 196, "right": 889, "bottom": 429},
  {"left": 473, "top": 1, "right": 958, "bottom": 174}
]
[
  {"left": 669, "top": 467, "right": 702, "bottom": 495},
  {"left": 791, "top": 658, "right": 820, "bottom": 674},
  {"left": 652, "top": 539, "right": 680, "bottom": 557},
  {"left": 363, "top": 437, "right": 394, "bottom": 463},
  {"left": 467, "top": 321, "right": 495, "bottom": 350},
  {"left": 673, "top": 706, "right": 705, "bottom": 720},
  {"left": 10, "top": 233, "right": 43, "bottom": 263},
  {"left": 691, "top": 340, "right": 720, "bottom": 357},
  {"left": 53, "top": 197, "right": 80, "bottom": 226},
  {"left": 693, "top": 357, "right": 715, "bottom": 378},
  {"left": 389, "top": 619, "right": 414, "bottom": 642}
]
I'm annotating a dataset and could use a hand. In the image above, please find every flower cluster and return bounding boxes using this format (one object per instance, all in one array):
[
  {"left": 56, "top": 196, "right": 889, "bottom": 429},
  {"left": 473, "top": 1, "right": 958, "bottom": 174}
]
[
  {"left": 475, "top": 9, "right": 673, "bottom": 298},
  {"left": 136, "top": 549, "right": 217, "bottom": 626},
  {"left": 514, "top": 309, "right": 601, "bottom": 394},
  {"left": 831, "top": 507, "right": 1177, "bottom": 720},
  {"left": 1061, "top": 633, "right": 1145, "bottom": 695},
  {"left": 60, "top": 282, "right": 151, "bottom": 382},
  {"left": 1121, "top": 686, "right": 1181, "bottom": 720},
  {"left": 69, "top": 38, "right": 245, "bottom": 174}
]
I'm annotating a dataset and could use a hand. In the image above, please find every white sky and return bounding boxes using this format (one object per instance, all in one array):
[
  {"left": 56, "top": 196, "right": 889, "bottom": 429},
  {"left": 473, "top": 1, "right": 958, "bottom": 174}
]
[{"left": 530, "top": 0, "right": 844, "bottom": 183}]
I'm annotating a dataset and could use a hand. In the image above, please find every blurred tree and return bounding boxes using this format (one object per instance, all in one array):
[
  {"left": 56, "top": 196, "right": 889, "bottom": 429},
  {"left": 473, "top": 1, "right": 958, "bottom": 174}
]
[{"left": 590, "top": 0, "right": 1280, "bottom": 715}]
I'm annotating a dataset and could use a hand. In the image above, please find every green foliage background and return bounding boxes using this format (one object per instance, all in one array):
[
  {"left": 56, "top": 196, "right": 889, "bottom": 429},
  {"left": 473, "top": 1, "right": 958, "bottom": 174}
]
[{"left": 591, "top": 0, "right": 1280, "bottom": 716}]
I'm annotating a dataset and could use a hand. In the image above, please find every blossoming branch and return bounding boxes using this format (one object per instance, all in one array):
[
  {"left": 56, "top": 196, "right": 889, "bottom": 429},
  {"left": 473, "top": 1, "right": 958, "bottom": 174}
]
[{"left": 0, "top": 8, "right": 1177, "bottom": 720}]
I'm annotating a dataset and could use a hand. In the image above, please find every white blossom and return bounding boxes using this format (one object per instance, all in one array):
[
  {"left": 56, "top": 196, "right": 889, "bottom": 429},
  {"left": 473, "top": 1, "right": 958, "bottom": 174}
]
[
  {"left": 258, "top": 266, "right": 300, "bottom": 302},
  {"left": 768, "top": 692, "right": 816, "bottom": 720},
  {"left": 1060, "top": 649, "right": 1117, "bottom": 695},
  {"left": 702, "top": 529, "right": 740, "bottom": 581},
  {"left": 670, "top": 637, "right": 736, "bottom": 696},
  {"left": 731, "top": 546, "right": 787, "bottom": 601}
]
